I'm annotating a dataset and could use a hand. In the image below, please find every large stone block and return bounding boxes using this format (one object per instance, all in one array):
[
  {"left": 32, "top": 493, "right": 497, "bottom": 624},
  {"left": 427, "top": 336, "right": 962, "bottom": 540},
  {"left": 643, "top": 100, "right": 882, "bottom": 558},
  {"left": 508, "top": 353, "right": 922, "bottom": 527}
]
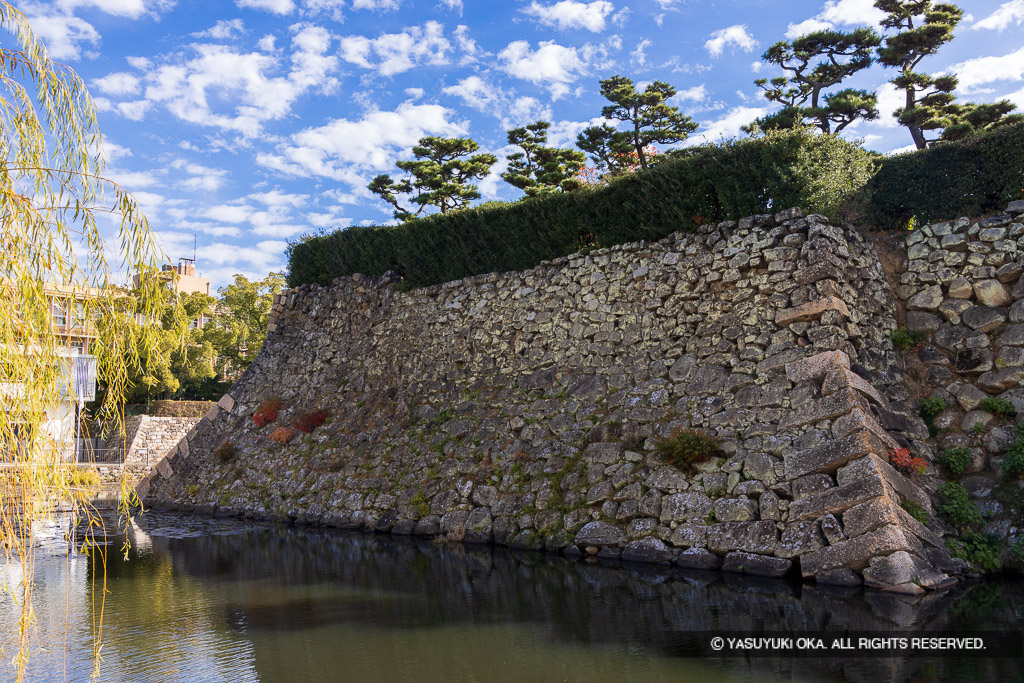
[
  {"left": 155, "top": 458, "right": 173, "bottom": 479},
  {"left": 787, "top": 475, "right": 885, "bottom": 521},
  {"left": 841, "top": 494, "right": 944, "bottom": 548},
  {"left": 775, "top": 520, "right": 825, "bottom": 559},
  {"left": 779, "top": 388, "right": 865, "bottom": 431},
  {"left": 622, "top": 537, "right": 673, "bottom": 564},
  {"left": 722, "top": 551, "right": 792, "bottom": 577},
  {"left": 660, "top": 492, "right": 712, "bottom": 523},
  {"left": 831, "top": 407, "right": 899, "bottom": 450},
  {"left": 707, "top": 520, "right": 778, "bottom": 555},
  {"left": 216, "top": 393, "right": 235, "bottom": 413},
  {"left": 574, "top": 521, "right": 625, "bottom": 547},
  {"left": 675, "top": 547, "right": 723, "bottom": 570},
  {"left": 776, "top": 296, "right": 850, "bottom": 326},
  {"left": 784, "top": 349, "right": 850, "bottom": 383},
  {"left": 585, "top": 442, "right": 623, "bottom": 464},
  {"left": 821, "top": 367, "right": 888, "bottom": 408},
  {"left": 798, "top": 524, "right": 921, "bottom": 577},
  {"left": 836, "top": 454, "right": 932, "bottom": 512},
  {"left": 784, "top": 429, "right": 889, "bottom": 479}
]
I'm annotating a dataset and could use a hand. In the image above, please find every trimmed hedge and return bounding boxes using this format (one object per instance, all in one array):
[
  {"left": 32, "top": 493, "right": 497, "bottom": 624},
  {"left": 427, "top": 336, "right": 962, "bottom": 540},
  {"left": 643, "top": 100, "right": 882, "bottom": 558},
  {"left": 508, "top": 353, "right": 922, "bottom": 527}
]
[
  {"left": 863, "top": 121, "right": 1024, "bottom": 229},
  {"left": 287, "top": 128, "right": 875, "bottom": 289}
]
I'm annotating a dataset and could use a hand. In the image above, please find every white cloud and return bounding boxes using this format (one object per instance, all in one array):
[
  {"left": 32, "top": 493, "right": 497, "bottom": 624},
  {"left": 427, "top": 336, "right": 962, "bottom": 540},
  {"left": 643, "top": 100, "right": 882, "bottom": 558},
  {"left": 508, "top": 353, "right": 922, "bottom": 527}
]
[
  {"left": 498, "top": 40, "right": 588, "bottom": 98},
  {"left": 175, "top": 221, "right": 242, "bottom": 237},
  {"left": 122, "top": 23, "right": 338, "bottom": 134},
  {"left": 785, "top": 18, "right": 833, "bottom": 39},
  {"left": 442, "top": 76, "right": 551, "bottom": 126},
  {"left": 350, "top": 0, "right": 402, "bottom": 10},
  {"left": 207, "top": 204, "right": 253, "bottom": 222},
  {"left": 300, "top": 0, "right": 346, "bottom": 19},
  {"left": 687, "top": 105, "right": 769, "bottom": 145},
  {"left": 974, "top": 1, "right": 1024, "bottom": 30},
  {"left": 236, "top": 0, "right": 295, "bottom": 14},
  {"left": 545, "top": 116, "right": 606, "bottom": 147},
  {"left": 817, "top": 0, "right": 885, "bottom": 26},
  {"left": 443, "top": 75, "right": 500, "bottom": 110},
  {"left": 248, "top": 189, "right": 310, "bottom": 207},
  {"left": 783, "top": 0, "right": 886, "bottom": 43},
  {"left": 653, "top": 0, "right": 677, "bottom": 7},
  {"left": 630, "top": 38, "right": 651, "bottom": 66},
  {"left": 405, "top": 86, "right": 425, "bottom": 99},
  {"left": 1006, "top": 86, "right": 1024, "bottom": 108},
  {"left": 257, "top": 102, "right": 466, "bottom": 188},
  {"left": 117, "top": 100, "right": 152, "bottom": 120},
  {"left": 339, "top": 21, "right": 451, "bottom": 76},
  {"left": 111, "top": 169, "right": 160, "bottom": 188},
  {"left": 437, "top": 0, "right": 462, "bottom": 13},
  {"left": 669, "top": 84, "right": 707, "bottom": 104},
  {"left": 101, "top": 140, "right": 132, "bottom": 162},
  {"left": 192, "top": 19, "right": 247, "bottom": 40},
  {"left": 22, "top": 13, "right": 100, "bottom": 59},
  {"left": 704, "top": 25, "right": 756, "bottom": 58},
  {"left": 873, "top": 82, "right": 903, "bottom": 127},
  {"left": 523, "top": 1, "right": 615, "bottom": 33},
  {"left": 93, "top": 72, "right": 140, "bottom": 95},
  {"left": 949, "top": 47, "right": 1024, "bottom": 93},
  {"left": 172, "top": 160, "right": 229, "bottom": 192},
  {"left": 202, "top": 240, "right": 288, "bottom": 276}
]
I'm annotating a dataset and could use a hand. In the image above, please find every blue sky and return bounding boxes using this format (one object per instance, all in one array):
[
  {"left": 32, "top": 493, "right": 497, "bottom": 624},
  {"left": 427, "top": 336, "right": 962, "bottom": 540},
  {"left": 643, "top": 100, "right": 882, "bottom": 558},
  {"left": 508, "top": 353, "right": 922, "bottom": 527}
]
[{"left": 14, "top": 0, "right": 1024, "bottom": 288}]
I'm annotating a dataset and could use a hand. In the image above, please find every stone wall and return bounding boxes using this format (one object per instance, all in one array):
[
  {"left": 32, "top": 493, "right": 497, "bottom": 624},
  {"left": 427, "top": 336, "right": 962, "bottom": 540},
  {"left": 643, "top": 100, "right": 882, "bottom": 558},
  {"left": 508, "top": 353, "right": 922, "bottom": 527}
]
[
  {"left": 894, "top": 200, "right": 1024, "bottom": 564},
  {"left": 139, "top": 208, "right": 959, "bottom": 591},
  {"left": 108, "top": 415, "right": 200, "bottom": 467}
]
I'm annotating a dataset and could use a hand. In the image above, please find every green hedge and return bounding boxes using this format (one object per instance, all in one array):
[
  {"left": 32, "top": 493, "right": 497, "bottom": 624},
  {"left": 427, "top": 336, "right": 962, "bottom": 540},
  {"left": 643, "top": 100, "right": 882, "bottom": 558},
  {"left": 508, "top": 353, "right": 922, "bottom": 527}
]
[
  {"left": 287, "top": 128, "right": 874, "bottom": 289},
  {"left": 863, "top": 122, "right": 1024, "bottom": 229}
]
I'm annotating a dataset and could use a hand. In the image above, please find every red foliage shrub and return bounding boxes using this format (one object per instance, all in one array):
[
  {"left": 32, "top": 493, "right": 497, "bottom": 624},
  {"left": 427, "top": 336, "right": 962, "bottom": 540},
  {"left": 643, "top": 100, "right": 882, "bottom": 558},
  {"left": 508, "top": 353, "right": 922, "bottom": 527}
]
[
  {"left": 889, "top": 447, "right": 926, "bottom": 476},
  {"left": 294, "top": 409, "right": 330, "bottom": 433},
  {"left": 253, "top": 397, "right": 282, "bottom": 427}
]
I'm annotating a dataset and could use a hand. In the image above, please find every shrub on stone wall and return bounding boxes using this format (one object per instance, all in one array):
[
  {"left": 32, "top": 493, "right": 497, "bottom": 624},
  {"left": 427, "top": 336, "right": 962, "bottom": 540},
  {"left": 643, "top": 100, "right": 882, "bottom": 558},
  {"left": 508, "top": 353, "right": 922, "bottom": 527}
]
[
  {"left": 294, "top": 409, "right": 330, "bottom": 433},
  {"left": 287, "top": 128, "right": 874, "bottom": 289},
  {"left": 862, "top": 121, "right": 1024, "bottom": 229},
  {"left": 213, "top": 441, "right": 236, "bottom": 463},
  {"left": 253, "top": 397, "right": 282, "bottom": 427},
  {"left": 269, "top": 426, "right": 294, "bottom": 444},
  {"left": 653, "top": 429, "right": 723, "bottom": 469}
]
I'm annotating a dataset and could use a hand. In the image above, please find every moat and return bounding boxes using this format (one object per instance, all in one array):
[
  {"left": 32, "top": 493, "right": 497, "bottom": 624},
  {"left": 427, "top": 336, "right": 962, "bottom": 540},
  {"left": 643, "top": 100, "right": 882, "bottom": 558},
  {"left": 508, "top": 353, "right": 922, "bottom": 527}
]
[{"left": 4, "top": 512, "right": 1021, "bottom": 682}]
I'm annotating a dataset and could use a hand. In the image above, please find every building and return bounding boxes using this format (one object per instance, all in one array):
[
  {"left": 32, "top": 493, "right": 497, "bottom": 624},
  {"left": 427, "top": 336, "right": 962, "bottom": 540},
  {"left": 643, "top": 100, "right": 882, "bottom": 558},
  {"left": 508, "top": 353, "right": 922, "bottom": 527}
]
[
  {"left": 133, "top": 259, "right": 213, "bottom": 329},
  {"left": 134, "top": 259, "right": 211, "bottom": 296},
  {"left": 2, "top": 281, "right": 98, "bottom": 463}
]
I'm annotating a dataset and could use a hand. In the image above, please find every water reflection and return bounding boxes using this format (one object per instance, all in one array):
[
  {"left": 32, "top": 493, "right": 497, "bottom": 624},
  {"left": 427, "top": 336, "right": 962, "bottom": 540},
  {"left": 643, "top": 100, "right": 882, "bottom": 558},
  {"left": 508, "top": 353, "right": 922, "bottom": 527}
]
[{"left": 4, "top": 512, "right": 1022, "bottom": 682}]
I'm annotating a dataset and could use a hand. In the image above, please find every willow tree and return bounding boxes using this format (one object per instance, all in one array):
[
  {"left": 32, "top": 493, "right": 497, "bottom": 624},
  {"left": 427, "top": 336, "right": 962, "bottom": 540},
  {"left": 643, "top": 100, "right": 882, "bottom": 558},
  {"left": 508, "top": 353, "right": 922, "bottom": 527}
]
[{"left": 1, "top": 4, "right": 163, "bottom": 680}]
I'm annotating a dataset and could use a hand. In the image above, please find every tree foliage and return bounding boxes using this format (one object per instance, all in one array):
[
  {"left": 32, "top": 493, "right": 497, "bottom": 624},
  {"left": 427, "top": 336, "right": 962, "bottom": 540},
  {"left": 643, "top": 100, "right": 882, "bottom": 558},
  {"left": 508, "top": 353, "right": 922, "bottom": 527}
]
[
  {"left": 501, "top": 120, "right": 584, "bottom": 197},
  {"left": 368, "top": 136, "right": 497, "bottom": 221},
  {"left": 875, "top": 0, "right": 1021, "bottom": 147},
  {"left": 753, "top": 28, "right": 881, "bottom": 133},
  {"left": 205, "top": 272, "right": 285, "bottom": 378},
  {"left": 0, "top": 3, "right": 163, "bottom": 678},
  {"left": 577, "top": 75, "right": 697, "bottom": 173}
]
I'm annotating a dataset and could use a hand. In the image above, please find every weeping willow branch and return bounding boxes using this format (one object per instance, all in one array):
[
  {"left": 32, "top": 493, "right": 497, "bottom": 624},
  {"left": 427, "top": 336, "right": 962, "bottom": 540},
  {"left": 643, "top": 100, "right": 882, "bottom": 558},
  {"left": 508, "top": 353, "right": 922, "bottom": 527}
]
[{"left": 1, "top": 3, "right": 166, "bottom": 680}]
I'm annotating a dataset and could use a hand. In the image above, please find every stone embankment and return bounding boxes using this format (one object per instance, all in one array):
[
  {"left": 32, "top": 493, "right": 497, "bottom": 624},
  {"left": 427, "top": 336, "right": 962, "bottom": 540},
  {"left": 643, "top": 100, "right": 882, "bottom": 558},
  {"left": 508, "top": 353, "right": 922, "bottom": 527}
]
[{"left": 139, "top": 207, "right": 991, "bottom": 591}]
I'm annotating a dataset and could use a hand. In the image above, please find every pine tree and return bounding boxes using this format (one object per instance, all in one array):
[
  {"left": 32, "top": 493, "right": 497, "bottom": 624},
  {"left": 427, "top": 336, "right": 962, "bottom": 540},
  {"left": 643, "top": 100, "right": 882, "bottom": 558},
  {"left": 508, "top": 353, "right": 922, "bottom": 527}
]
[
  {"left": 875, "top": 1, "right": 1021, "bottom": 147},
  {"left": 502, "top": 121, "right": 585, "bottom": 197},
  {"left": 753, "top": 28, "right": 881, "bottom": 133},
  {"left": 369, "top": 137, "right": 497, "bottom": 222},
  {"left": 577, "top": 75, "right": 698, "bottom": 172}
]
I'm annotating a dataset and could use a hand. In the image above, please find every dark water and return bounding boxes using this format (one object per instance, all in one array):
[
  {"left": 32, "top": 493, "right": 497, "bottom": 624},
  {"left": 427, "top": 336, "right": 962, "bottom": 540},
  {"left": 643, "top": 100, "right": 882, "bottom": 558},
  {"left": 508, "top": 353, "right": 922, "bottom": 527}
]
[{"left": 4, "top": 512, "right": 1023, "bottom": 683}]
